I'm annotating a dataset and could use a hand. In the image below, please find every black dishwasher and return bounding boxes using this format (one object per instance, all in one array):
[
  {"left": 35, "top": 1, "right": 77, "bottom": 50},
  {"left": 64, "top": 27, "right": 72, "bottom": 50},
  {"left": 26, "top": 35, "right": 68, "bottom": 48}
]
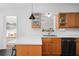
[{"left": 61, "top": 38, "right": 76, "bottom": 56}]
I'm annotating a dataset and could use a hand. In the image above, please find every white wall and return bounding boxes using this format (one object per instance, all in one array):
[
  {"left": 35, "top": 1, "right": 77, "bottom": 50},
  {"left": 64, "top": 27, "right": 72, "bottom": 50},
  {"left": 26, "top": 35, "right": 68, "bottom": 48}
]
[{"left": 0, "top": 3, "right": 79, "bottom": 49}]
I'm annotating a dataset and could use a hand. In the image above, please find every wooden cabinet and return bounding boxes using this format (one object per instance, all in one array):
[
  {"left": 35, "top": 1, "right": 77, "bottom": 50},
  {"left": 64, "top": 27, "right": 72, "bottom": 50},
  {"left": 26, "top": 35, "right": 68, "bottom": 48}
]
[
  {"left": 51, "top": 38, "right": 61, "bottom": 56},
  {"left": 16, "top": 45, "right": 42, "bottom": 56},
  {"left": 75, "top": 13, "right": 79, "bottom": 27},
  {"left": 76, "top": 38, "right": 79, "bottom": 56},
  {"left": 42, "top": 38, "right": 61, "bottom": 56},
  {"left": 66, "top": 13, "right": 76, "bottom": 28},
  {"left": 42, "top": 38, "right": 51, "bottom": 56},
  {"left": 58, "top": 13, "right": 79, "bottom": 28}
]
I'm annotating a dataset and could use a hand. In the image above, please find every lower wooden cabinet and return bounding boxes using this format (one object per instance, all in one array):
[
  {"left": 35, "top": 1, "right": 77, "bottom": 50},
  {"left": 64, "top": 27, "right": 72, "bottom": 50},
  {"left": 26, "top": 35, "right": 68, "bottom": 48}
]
[
  {"left": 42, "top": 38, "right": 61, "bottom": 56},
  {"left": 51, "top": 38, "right": 61, "bottom": 56},
  {"left": 16, "top": 45, "right": 42, "bottom": 56},
  {"left": 16, "top": 38, "right": 79, "bottom": 56},
  {"left": 42, "top": 38, "right": 51, "bottom": 56},
  {"left": 76, "top": 38, "right": 79, "bottom": 56}
]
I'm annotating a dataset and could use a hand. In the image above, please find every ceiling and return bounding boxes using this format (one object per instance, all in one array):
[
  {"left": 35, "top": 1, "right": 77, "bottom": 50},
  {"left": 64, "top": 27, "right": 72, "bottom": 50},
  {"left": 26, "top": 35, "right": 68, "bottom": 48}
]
[
  {"left": 0, "top": 3, "right": 79, "bottom": 13},
  {"left": 0, "top": 3, "right": 79, "bottom": 9}
]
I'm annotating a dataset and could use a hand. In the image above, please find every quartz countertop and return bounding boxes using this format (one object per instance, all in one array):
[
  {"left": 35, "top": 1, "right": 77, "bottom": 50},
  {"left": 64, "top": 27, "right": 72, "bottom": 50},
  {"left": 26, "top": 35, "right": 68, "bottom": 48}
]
[
  {"left": 15, "top": 38, "right": 42, "bottom": 45},
  {"left": 8, "top": 35, "right": 79, "bottom": 46},
  {"left": 8, "top": 35, "right": 42, "bottom": 45}
]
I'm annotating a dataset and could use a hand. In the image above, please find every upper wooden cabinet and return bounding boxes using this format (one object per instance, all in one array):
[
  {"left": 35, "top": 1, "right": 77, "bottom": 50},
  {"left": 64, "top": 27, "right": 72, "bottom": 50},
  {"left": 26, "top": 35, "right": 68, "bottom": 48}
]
[
  {"left": 75, "top": 13, "right": 79, "bottom": 27},
  {"left": 66, "top": 13, "right": 76, "bottom": 28},
  {"left": 58, "top": 13, "right": 79, "bottom": 28}
]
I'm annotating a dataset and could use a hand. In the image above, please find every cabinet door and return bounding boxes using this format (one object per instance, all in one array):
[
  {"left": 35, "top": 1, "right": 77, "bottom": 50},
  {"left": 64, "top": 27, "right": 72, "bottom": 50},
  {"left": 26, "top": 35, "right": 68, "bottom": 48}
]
[
  {"left": 42, "top": 38, "right": 51, "bottom": 56},
  {"left": 16, "top": 45, "right": 42, "bottom": 56},
  {"left": 76, "top": 38, "right": 79, "bottom": 56},
  {"left": 28, "top": 46, "right": 42, "bottom": 56},
  {"left": 75, "top": 14, "right": 79, "bottom": 27},
  {"left": 16, "top": 45, "right": 29, "bottom": 56},
  {"left": 51, "top": 38, "right": 61, "bottom": 56},
  {"left": 66, "top": 13, "right": 75, "bottom": 28}
]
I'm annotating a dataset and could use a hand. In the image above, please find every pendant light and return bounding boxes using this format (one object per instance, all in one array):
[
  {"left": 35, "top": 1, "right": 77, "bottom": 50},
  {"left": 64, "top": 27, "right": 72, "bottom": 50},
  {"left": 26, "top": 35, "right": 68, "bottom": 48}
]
[{"left": 29, "top": 3, "right": 35, "bottom": 20}]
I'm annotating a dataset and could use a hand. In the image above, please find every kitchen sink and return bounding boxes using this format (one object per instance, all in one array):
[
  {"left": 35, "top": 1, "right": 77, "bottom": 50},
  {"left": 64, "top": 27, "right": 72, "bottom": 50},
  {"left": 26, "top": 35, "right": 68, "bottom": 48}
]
[{"left": 43, "top": 35, "right": 56, "bottom": 36}]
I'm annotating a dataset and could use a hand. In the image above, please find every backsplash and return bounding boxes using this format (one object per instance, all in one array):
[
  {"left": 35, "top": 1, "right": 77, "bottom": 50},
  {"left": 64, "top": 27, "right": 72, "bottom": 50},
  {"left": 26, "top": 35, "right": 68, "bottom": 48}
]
[{"left": 55, "top": 29, "right": 79, "bottom": 37}]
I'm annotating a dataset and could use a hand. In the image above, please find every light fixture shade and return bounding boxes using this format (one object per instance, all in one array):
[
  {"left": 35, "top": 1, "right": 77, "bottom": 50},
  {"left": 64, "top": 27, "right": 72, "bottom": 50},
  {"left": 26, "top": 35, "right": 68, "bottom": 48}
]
[{"left": 29, "top": 13, "right": 35, "bottom": 19}]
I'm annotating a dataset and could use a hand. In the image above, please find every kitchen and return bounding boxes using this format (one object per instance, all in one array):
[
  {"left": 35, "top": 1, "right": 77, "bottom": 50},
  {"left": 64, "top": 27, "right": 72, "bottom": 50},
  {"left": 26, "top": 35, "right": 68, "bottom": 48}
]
[{"left": 0, "top": 3, "right": 79, "bottom": 56}]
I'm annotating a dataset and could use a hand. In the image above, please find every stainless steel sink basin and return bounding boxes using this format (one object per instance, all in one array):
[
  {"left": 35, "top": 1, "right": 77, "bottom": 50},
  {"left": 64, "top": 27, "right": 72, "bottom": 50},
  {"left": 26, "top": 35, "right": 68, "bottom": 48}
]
[{"left": 43, "top": 35, "right": 56, "bottom": 36}]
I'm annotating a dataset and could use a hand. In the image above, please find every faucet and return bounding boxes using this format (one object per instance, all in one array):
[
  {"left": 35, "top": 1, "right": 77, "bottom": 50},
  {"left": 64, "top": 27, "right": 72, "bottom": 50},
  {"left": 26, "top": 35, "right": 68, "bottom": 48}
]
[{"left": 48, "top": 28, "right": 54, "bottom": 35}]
